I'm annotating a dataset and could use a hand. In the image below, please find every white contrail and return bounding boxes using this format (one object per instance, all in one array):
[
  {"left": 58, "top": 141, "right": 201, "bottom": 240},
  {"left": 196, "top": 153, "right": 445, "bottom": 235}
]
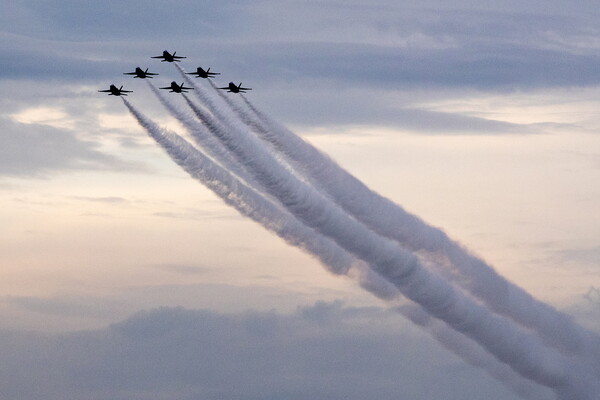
[
  {"left": 123, "top": 97, "right": 353, "bottom": 276},
  {"left": 352, "top": 267, "right": 554, "bottom": 400},
  {"left": 177, "top": 91, "right": 596, "bottom": 398},
  {"left": 133, "top": 88, "right": 556, "bottom": 397},
  {"left": 173, "top": 65, "right": 295, "bottom": 170},
  {"left": 175, "top": 64, "right": 239, "bottom": 129},
  {"left": 144, "top": 80, "right": 265, "bottom": 193},
  {"left": 122, "top": 98, "right": 553, "bottom": 400},
  {"left": 233, "top": 93, "right": 600, "bottom": 365}
]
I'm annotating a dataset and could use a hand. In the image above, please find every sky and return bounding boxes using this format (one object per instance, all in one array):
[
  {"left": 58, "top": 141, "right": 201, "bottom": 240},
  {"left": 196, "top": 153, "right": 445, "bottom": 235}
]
[{"left": 0, "top": 1, "right": 599, "bottom": 399}]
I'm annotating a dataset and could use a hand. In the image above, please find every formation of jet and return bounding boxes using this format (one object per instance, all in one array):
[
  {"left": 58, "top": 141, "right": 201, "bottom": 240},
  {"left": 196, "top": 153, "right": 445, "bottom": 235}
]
[
  {"left": 98, "top": 84, "right": 132, "bottom": 96},
  {"left": 219, "top": 82, "right": 252, "bottom": 93},
  {"left": 123, "top": 67, "right": 158, "bottom": 79},
  {"left": 186, "top": 66, "right": 220, "bottom": 79},
  {"left": 160, "top": 81, "right": 194, "bottom": 93},
  {"left": 101, "top": 51, "right": 253, "bottom": 97},
  {"left": 151, "top": 50, "right": 186, "bottom": 62}
]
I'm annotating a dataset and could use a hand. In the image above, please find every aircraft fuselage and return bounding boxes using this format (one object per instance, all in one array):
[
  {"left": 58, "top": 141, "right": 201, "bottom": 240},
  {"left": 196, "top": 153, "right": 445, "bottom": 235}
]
[
  {"left": 222, "top": 82, "right": 251, "bottom": 93},
  {"left": 152, "top": 50, "right": 186, "bottom": 62},
  {"left": 98, "top": 84, "right": 132, "bottom": 96},
  {"left": 160, "top": 81, "right": 193, "bottom": 93},
  {"left": 196, "top": 67, "right": 210, "bottom": 78},
  {"left": 162, "top": 51, "right": 175, "bottom": 62},
  {"left": 134, "top": 67, "right": 149, "bottom": 78},
  {"left": 124, "top": 67, "right": 158, "bottom": 79}
]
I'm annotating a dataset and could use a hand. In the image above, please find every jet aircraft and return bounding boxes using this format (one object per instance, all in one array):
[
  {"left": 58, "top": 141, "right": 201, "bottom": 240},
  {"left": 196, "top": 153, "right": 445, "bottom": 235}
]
[
  {"left": 151, "top": 50, "right": 186, "bottom": 62},
  {"left": 123, "top": 67, "right": 159, "bottom": 79},
  {"left": 160, "top": 81, "right": 194, "bottom": 93},
  {"left": 219, "top": 82, "right": 252, "bottom": 93},
  {"left": 186, "top": 67, "right": 220, "bottom": 79},
  {"left": 98, "top": 84, "right": 132, "bottom": 96}
]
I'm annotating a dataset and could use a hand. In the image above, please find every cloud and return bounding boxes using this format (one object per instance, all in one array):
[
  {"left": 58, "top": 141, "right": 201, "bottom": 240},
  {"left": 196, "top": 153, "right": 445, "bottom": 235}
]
[
  {"left": 0, "top": 303, "right": 524, "bottom": 400},
  {"left": 149, "top": 263, "right": 209, "bottom": 276},
  {"left": 563, "top": 288, "right": 600, "bottom": 332},
  {"left": 3, "top": 295, "right": 114, "bottom": 319},
  {"left": 556, "top": 246, "right": 600, "bottom": 266},
  {"left": 227, "top": 40, "right": 600, "bottom": 91},
  {"left": 3, "top": 2, "right": 600, "bottom": 90},
  {"left": 256, "top": 87, "right": 537, "bottom": 132},
  {"left": 2, "top": 1, "right": 600, "bottom": 133},
  {"left": 0, "top": 1, "right": 245, "bottom": 41},
  {"left": 0, "top": 117, "right": 139, "bottom": 177},
  {"left": 152, "top": 209, "right": 240, "bottom": 221},
  {"left": 69, "top": 195, "right": 130, "bottom": 204}
]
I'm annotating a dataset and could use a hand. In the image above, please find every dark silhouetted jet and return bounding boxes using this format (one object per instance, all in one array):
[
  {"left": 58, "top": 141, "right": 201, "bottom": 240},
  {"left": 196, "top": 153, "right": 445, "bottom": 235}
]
[
  {"left": 123, "top": 67, "right": 159, "bottom": 79},
  {"left": 218, "top": 82, "right": 252, "bottom": 93},
  {"left": 160, "top": 81, "right": 194, "bottom": 93},
  {"left": 98, "top": 84, "right": 132, "bottom": 96},
  {"left": 151, "top": 50, "right": 186, "bottom": 62},
  {"left": 186, "top": 67, "right": 220, "bottom": 79}
]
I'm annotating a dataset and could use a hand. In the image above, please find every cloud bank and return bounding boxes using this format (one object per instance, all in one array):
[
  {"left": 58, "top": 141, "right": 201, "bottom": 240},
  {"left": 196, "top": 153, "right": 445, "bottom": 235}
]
[{"left": 0, "top": 303, "right": 530, "bottom": 400}]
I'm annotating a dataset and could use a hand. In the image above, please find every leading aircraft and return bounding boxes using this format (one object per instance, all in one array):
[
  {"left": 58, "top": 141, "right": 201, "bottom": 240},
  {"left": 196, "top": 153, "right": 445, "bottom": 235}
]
[
  {"left": 98, "top": 84, "right": 132, "bottom": 96},
  {"left": 186, "top": 66, "right": 220, "bottom": 79},
  {"left": 160, "top": 81, "right": 194, "bottom": 93},
  {"left": 123, "top": 67, "right": 159, "bottom": 79},
  {"left": 218, "top": 82, "right": 252, "bottom": 93},
  {"left": 151, "top": 50, "right": 186, "bottom": 62}
]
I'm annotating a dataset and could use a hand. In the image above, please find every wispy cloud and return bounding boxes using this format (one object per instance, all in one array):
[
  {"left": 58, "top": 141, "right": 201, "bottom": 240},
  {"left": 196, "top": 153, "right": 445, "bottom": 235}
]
[
  {"left": 150, "top": 263, "right": 209, "bottom": 276},
  {"left": 0, "top": 118, "right": 141, "bottom": 177},
  {"left": 69, "top": 195, "right": 130, "bottom": 204}
]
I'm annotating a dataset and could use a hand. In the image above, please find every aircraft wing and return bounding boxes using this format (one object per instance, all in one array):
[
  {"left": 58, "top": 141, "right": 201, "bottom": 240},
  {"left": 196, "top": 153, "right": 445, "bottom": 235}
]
[
  {"left": 123, "top": 72, "right": 137, "bottom": 75},
  {"left": 239, "top": 87, "right": 252, "bottom": 91},
  {"left": 159, "top": 87, "right": 172, "bottom": 90},
  {"left": 151, "top": 55, "right": 165, "bottom": 59}
]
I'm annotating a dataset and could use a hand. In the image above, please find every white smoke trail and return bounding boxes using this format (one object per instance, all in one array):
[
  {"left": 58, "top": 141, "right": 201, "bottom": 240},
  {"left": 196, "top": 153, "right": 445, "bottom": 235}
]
[
  {"left": 173, "top": 65, "right": 301, "bottom": 177},
  {"left": 177, "top": 92, "right": 597, "bottom": 398},
  {"left": 123, "top": 97, "right": 353, "bottom": 276},
  {"left": 122, "top": 98, "right": 553, "bottom": 400},
  {"left": 135, "top": 86, "right": 556, "bottom": 397},
  {"left": 353, "top": 267, "right": 554, "bottom": 400},
  {"left": 233, "top": 93, "right": 600, "bottom": 367},
  {"left": 144, "top": 80, "right": 264, "bottom": 192},
  {"left": 175, "top": 64, "right": 239, "bottom": 129}
]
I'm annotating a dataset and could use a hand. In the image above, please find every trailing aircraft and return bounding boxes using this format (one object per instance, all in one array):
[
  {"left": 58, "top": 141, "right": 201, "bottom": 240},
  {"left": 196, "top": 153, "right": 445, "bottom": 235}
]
[
  {"left": 123, "top": 67, "right": 158, "bottom": 79},
  {"left": 218, "top": 82, "right": 252, "bottom": 93},
  {"left": 160, "top": 81, "right": 194, "bottom": 93},
  {"left": 151, "top": 50, "right": 186, "bottom": 62},
  {"left": 98, "top": 84, "right": 132, "bottom": 96},
  {"left": 186, "top": 67, "right": 220, "bottom": 79}
]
